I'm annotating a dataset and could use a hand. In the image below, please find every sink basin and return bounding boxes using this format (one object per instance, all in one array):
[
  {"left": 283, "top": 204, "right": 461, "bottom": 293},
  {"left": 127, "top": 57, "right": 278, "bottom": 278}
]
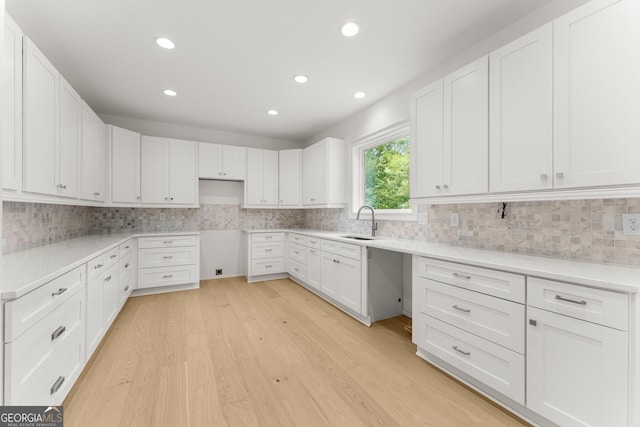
[{"left": 340, "top": 235, "right": 376, "bottom": 241}]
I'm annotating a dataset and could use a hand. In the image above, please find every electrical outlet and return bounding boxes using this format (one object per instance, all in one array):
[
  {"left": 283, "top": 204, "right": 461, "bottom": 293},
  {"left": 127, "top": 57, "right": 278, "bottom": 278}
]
[
  {"left": 450, "top": 213, "right": 459, "bottom": 227},
  {"left": 215, "top": 268, "right": 223, "bottom": 276},
  {"left": 623, "top": 214, "right": 640, "bottom": 236}
]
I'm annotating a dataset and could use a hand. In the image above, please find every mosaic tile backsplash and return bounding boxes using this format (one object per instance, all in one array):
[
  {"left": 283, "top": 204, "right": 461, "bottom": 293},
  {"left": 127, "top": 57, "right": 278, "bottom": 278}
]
[{"left": 3, "top": 199, "right": 640, "bottom": 267}]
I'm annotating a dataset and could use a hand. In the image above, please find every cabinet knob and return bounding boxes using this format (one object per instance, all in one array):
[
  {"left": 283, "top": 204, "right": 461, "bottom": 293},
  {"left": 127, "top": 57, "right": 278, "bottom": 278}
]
[
  {"left": 136, "top": 196, "right": 141, "bottom": 200},
  {"left": 435, "top": 185, "right": 441, "bottom": 190},
  {"left": 170, "top": 197, "right": 174, "bottom": 201},
  {"left": 94, "top": 192, "right": 100, "bottom": 196},
  {"left": 529, "top": 319, "right": 537, "bottom": 326},
  {"left": 555, "top": 172, "right": 564, "bottom": 179},
  {"left": 219, "top": 172, "right": 223, "bottom": 176},
  {"left": 540, "top": 173, "right": 548, "bottom": 180},
  {"left": 223, "top": 173, "right": 227, "bottom": 176},
  {"left": 443, "top": 184, "right": 449, "bottom": 190},
  {"left": 165, "top": 197, "right": 169, "bottom": 201},
  {"left": 125, "top": 285, "right": 130, "bottom": 291}
]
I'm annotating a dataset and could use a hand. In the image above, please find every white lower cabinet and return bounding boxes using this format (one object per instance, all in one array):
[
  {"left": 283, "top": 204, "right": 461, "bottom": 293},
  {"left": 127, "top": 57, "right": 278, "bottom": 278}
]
[
  {"left": 320, "top": 251, "right": 339, "bottom": 299},
  {"left": 137, "top": 234, "right": 200, "bottom": 290},
  {"left": 306, "top": 246, "right": 321, "bottom": 290},
  {"left": 246, "top": 232, "right": 287, "bottom": 280},
  {"left": 86, "top": 262, "right": 117, "bottom": 359}
]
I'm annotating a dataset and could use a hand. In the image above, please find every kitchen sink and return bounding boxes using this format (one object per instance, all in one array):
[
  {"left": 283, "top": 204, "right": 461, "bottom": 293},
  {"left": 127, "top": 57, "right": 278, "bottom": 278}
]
[{"left": 340, "top": 235, "right": 376, "bottom": 241}]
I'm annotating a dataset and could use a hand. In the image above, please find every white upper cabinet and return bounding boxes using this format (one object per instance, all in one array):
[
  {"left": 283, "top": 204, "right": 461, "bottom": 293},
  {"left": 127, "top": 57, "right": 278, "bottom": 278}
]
[
  {"left": 553, "top": 0, "right": 640, "bottom": 190},
  {"left": 489, "top": 24, "right": 553, "bottom": 193},
  {"left": 198, "top": 143, "right": 246, "bottom": 181},
  {"left": 109, "top": 125, "right": 141, "bottom": 205},
  {"left": 2, "top": 14, "right": 23, "bottom": 192},
  {"left": 79, "top": 101, "right": 106, "bottom": 202},
  {"left": 58, "top": 76, "right": 81, "bottom": 199},
  {"left": 245, "top": 148, "right": 279, "bottom": 207},
  {"left": 278, "top": 149, "right": 302, "bottom": 207},
  {"left": 410, "top": 79, "right": 444, "bottom": 199},
  {"left": 302, "top": 137, "right": 345, "bottom": 207},
  {"left": 411, "top": 57, "right": 488, "bottom": 199},
  {"left": 22, "top": 37, "right": 59, "bottom": 197},
  {"left": 140, "top": 136, "right": 198, "bottom": 206},
  {"left": 444, "top": 56, "right": 489, "bottom": 196}
]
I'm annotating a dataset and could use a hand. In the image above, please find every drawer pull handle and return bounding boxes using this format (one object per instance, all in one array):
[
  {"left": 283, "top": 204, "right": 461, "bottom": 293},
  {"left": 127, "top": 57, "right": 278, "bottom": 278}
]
[
  {"left": 125, "top": 245, "right": 130, "bottom": 249},
  {"left": 452, "top": 272, "right": 471, "bottom": 280},
  {"left": 452, "top": 305, "right": 471, "bottom": 313},
  {"left": 310, "top": 250, "right": 316, "bottom": 254},
  {"left": 163, "top": 274, "right": 173, "bottom": 279},
  {"left": 265, "top": 265, "right": 273, "bottom": 268},
  {"left": 265, "top": 236, "right": 273, "bottom": 239},
  {"left": 51, "top": 325, "right": 66, "bottom": 341},
  {"left": 105, "top": 275, "right": 112, "bottom": 282},
  {"left": 163, "top": 256, "right": 174, "bottom": 259},
  {"left": 110, "top": 254, "right": 117, "bottom": 259},
  {"left": 51, "top": 288, "right": 67, "bottom": 297},
  {"left": 51, "top": 376, "right": 65, "bottom": 395},
  {"left": 555, "top": 295, "right": 587, "bottom": 305},
  {"left": 125, "top": 285, "right": 130, "bottom": 291},
  {"left": 265, "top": 249, "right": 273, "bottom": 252},
  {"left": 94, "top": 263, "right": 104, "bottom": 269},
  {"left": 163, "top": 241, "right": 173, "bottom": 244},
  {"left": 452, "top": 346, "right": 470, "bottom": 356}
]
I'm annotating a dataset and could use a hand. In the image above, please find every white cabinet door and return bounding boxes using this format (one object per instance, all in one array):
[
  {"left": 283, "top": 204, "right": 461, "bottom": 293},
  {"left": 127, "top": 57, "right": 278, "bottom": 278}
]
[
  {"left": 302, "top": 141, "right": 325, "bottom": 205},
  {"left": 338, "top": 256, "right": 362, "bottom": 313},
  {"left": 410, "top": 79, "right": 443, "bottom": 198},
  {"left": 86, "top": 275, "right": 105, "bottom": 359},
  {"left": 3, "top": 14, "right": 23, "bottom": 191},
  {"left": 58, "top": 76, "right": 80, "bottom": 198},
  {"left": 444, "top": 56, "right": 489, "bottom": 196},
  {"left": 168, "top": 139, "right": 197, "bottom": 204},
  {"left": 245, "top": 148, "right": 278, "bottom": 207},
  {"left": 320, "top": 251, "right": 339, "bottom": 299},
  {"left": 527, "top": 306, "right": 628, "bottom": 427},
  {"left": 102, "top": 268, "right": 119, "bottom": 327},
  {"left": 22, "top": 37, "right": 58, "bottom": 196},
  {"left": 306, "top": 247, "right": 321, "bottom": 290},
  {"left": 79, "top": 101, "right": 106, "bottom": 202},
  {"left": 198, "top": 142, "right": 223, "bottom": 179},
  {"left": 110, "top": 125, "right": 141, "bottom": 204},
  {"left": 279, "top": 149, "right": 301, "bottom": 207},
  {"left": 140, "top": 136, "right": 170, "bottom": 204},
  {"left": 222, "top": 145, "right": 246, "bottom": 180},
  {"left": 490, "top": 24, "right": 553, "bottom": 193},
  {"left": 554, "top": 0, "right": 640, "bottom": 189}
]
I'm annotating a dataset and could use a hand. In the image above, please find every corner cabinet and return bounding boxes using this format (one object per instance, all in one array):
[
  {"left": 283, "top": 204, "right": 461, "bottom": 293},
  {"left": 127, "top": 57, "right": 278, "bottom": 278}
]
[
  {"left": 245, "top": 148, "right": 279, "bottom": 207},
  {"left": 79, "top": 101, "right": 106, "bottom": 203},
  {"left": 3, "top": 14, "right": 23, "bottom": 192},
  {"left": 198, "top": 142, "right": 246, "bottom": 181},
  {"left": 302, "top": 137, "right": 345, "bottom": 207},
  {"left": 410, "top": 57, "right": 488, "bottom": 199},
  {"left": 553, "top": 0, "right": 640, "bottom": 190},
  {"left": 109, "top": 125, "right": 141, "bottom": 205},
  {"left": 140, "top": 136, "right": 198, "bottom": 206}
]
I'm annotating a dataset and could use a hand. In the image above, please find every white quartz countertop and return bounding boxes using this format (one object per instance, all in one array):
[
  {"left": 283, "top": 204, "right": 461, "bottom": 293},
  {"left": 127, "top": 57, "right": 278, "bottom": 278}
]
[
  {"left": 0, "top": 232, "right": 200, "bottom": 300},
  {"left": 247, "top": 229, "right": 640, "bottom": 293}
]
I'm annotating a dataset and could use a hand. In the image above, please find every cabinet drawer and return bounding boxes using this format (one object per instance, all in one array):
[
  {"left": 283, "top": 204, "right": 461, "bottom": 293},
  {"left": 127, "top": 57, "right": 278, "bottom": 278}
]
[
  {"left": 288, "top": 243, "right": 307, "bottom": 264},
  {"left": 307, "top": 237, "right": 321, "bottom": 249},
  {"left": 251, "top": 241, "right": 285, "bottom": 259},
  {"left": 138, "top": 246, "right": 197, "bottom": 268},
  {"left": 137, "top": 265, "right": 198, "bottom": 289},
  {"left": 289, "top": 233, "right": 307, "bottom": 246},
  {"left": 104, "top": 247, "right": 119, "bottom": 267},
  {"left": 416, "top": 314, "right": 524, "bottom": 404},
  {"left": 118, "top": 239, "right": 135, "bottom": 258},
  {"left": 251, "top": 258, "right": 285, "bottom": 276},
  {"left": 415, "top": 277, "right": 524, "bottom": 353},
  {"left": 88, "top": 252, "right": 108, "bottom": 281},
  {"left": 5, "top": 265, "right": 85, "bottom": 342},
  {"left": 251, "top": 233, "right": 285, "bottom": 243},
  {"left": 5, "top": 288, "right": 85, "bottom": 405},
  {"left": 288, "top": 259, "right": 307, "bottom": 282},
  {"left": 119, "top": 252, "right": 135, "bottom": 279},
  {"left": 138, "top": 235, "right": 197, "bottom": 249},
  {"left": 415, "top": 257, "right": 525, "bottom": 303},
  {"left": 527, "top": 277, "right": 628, "bottom": 331},
  {"left": 321, "top": 240, "right": 361, "bottom": 260}
]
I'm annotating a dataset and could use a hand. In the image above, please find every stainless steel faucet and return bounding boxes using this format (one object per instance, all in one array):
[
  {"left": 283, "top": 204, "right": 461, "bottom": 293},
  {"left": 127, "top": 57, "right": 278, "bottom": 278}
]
[{"left": 356, "top": 205, "right": 378, "bottom": 237}]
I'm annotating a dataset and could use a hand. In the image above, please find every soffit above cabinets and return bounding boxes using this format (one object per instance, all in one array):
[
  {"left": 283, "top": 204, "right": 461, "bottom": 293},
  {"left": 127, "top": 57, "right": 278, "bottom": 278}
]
[{"left": 7, "top": 0, "right": 555, "bottom": 142}]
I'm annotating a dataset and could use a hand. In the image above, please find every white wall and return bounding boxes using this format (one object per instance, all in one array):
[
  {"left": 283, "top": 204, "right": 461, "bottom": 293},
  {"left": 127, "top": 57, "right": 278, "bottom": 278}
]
[
  {"left": 1, "top": 0, "right": 6, "bottom": 405},
  {"left": 101, "top": 113, "right": 303, "bottom": 150},
  {"left": 305, "top": 0, "right": 590, "bottom": 146}
]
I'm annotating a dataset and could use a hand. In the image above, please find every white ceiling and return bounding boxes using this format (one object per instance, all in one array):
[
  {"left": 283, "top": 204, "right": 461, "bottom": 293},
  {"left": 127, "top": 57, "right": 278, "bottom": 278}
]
[{"left": 6, "top": 0, "right": 553, "bottom": 143}]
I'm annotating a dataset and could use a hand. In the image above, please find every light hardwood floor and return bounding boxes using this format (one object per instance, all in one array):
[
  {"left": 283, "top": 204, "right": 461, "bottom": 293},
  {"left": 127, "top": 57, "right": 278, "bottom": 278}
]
[{"left": 64, "top": 277, "right": 529, "bottom": 426}]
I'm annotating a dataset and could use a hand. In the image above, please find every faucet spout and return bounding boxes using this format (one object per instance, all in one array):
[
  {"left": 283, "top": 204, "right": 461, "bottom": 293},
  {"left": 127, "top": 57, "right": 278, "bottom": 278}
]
[{"left": 356, "top": 205, "right": 378, "bottom": 237}]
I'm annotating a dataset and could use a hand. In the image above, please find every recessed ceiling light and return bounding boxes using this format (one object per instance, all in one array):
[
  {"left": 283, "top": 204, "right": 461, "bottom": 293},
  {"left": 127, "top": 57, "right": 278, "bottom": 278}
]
[
  {"left": 163, "top": 89, "right": 177, "bottom": 97},
  {"left": 267, "top": 109, "right": 278, "bottom": 116},
  {"left": 341, "top": 21, "right": 360, "bottom": 37},
  {"left": 354, "top": 91, "right": 366, "bottom": 99},
  {"left": 156, "top": 37, "right": 175, "bottom": 49},
  {"left": 293, "top": 74, "right": 308, "bottom": 84}
]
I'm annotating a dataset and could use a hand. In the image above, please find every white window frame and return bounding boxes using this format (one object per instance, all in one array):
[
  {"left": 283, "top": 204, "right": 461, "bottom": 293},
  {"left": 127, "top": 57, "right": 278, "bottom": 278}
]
[{"left": 350, "top": 121, "right": 416, "bottom": 221}]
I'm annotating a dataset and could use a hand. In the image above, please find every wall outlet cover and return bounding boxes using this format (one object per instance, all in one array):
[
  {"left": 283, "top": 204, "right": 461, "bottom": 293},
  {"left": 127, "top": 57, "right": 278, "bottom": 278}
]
[{"left": 622, "top": 214, "right": 640, "bottom": 236}]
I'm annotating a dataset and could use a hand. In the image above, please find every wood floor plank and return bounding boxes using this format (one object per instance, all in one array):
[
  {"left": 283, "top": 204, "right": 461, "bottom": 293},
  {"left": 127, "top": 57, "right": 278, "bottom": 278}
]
[{"left": 63, "top": 277, "right": 529, "bottom": 426}]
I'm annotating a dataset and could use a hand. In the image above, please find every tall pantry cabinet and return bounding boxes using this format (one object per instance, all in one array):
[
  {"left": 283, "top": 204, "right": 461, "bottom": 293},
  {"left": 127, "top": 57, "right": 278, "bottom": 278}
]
[{"left": 2, "top": 14, "right": 22, "bottom": 192}]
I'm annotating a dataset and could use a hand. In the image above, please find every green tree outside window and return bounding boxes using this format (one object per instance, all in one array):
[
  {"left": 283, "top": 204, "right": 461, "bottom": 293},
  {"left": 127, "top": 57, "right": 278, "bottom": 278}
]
[{"left": 364, "top": 137, "right": 410, "bottom": 209}]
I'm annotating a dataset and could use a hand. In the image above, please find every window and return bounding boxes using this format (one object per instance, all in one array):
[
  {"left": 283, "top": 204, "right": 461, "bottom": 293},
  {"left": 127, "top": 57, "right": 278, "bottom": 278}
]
[{"left": 352, "top": 123, "right": 413, "bottom": 219}]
